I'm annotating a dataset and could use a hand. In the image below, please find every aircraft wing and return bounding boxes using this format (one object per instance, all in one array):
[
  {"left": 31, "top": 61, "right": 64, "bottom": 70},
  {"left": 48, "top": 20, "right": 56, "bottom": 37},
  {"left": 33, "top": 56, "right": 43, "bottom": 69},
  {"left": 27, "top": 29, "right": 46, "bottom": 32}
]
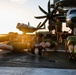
[{"left": 55, "top": 0, "right": 76, "bottom": 7}]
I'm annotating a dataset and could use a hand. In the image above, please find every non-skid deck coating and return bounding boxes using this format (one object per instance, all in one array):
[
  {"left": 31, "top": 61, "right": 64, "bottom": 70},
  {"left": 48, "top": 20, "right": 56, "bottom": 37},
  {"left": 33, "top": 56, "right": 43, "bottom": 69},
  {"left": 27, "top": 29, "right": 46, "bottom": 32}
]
[
  {"left": 0, "top": 67, "right": 75, "bottom": 75},
  {"left": 0, "top": 43, "right": 76, "bottom": 75},
  {"left": 0, "top": 49, "right": 75, "bottom": 69}
]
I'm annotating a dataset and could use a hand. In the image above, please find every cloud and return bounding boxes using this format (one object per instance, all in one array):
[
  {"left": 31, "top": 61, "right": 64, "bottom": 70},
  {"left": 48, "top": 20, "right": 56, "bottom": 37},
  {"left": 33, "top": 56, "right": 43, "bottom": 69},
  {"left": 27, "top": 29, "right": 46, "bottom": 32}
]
[{"left": 11, "top": 0, "right": 28, "bottom": 5}]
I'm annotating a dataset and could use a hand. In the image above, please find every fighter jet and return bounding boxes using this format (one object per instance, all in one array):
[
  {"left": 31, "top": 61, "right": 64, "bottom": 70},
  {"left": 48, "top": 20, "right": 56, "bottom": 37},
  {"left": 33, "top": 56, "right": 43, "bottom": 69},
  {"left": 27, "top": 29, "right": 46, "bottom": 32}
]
[{"left": 16, "top": 22, "right": 45, "bottom": 33}]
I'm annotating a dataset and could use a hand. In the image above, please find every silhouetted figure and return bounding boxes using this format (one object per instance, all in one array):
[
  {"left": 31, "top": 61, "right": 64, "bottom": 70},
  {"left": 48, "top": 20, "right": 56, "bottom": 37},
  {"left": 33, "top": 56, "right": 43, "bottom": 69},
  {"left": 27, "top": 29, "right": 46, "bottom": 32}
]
[
  {"left": 41, "top": 33, "right": 58, "bottom": 51},
  {"left": 0, "top": 32, "right": 18, "bottom": 51},
  {"left": 55, "top": 19, "right": 62, "bottom": 43},
  {"left": 30, "top": 33, "right": 44, "bottom": 56}
]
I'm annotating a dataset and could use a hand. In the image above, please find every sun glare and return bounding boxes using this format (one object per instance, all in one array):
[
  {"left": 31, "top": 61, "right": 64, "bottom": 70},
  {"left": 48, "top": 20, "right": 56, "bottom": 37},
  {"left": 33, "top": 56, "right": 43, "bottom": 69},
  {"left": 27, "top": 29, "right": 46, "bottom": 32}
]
[
  {"left": 0, "top": 10, "right": 19, "bottom": 33},
  {"left": 0, "top": 0, "right": 70, "bottom": 34},
  {"left": 0, "top": 1, "right": 38, "bottom": 34},
  {"left": 0, "top": 3, "right": 29, "bottom": 34}
]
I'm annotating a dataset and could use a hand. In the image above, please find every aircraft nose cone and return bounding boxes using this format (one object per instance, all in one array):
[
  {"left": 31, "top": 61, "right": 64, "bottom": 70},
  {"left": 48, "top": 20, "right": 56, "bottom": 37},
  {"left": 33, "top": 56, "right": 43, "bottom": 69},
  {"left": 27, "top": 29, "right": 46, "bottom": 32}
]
[{"left": 71, "top": 17, "right": 76, "bottom": 23}]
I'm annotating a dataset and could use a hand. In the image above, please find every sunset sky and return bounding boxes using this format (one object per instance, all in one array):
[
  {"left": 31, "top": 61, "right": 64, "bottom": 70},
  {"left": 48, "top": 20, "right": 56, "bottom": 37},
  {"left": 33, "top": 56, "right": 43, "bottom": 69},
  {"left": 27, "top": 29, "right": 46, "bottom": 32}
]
[{"left": 0, "top": 0, "right": 70, "bottom": 34}]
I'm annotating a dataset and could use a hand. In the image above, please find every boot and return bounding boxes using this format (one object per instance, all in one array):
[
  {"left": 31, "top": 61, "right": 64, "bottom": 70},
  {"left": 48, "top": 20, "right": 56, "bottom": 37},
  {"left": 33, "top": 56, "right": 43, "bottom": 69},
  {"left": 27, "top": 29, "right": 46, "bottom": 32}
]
[
  {"left": 38, "top": 46, "right": 42, "bottom": 56},
  {"left": 31, "top": 47, "right": 35, "bottom": 54}
]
